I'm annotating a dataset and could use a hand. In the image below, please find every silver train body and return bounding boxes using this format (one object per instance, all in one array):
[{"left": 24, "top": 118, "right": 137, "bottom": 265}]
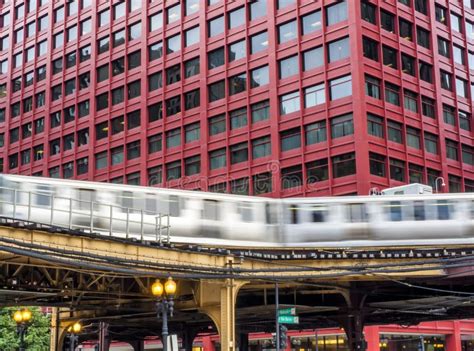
[{"left": 0, "top": 174, "right": 473, "bottom": 248}]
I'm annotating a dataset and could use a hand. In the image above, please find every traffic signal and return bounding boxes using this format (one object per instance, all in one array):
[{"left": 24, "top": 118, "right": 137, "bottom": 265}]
[{"left": 279, "top": 324, "right": 288, "bottom": 349}]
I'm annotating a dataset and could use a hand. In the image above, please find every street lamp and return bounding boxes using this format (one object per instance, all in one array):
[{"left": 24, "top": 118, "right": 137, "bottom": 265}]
[
  {"left": 435, "top": 177, "right": 446, "bottom": 193},
  {"left": 13, "top": 308, "right": 32, "bottom": 351},
  {"left": 151, "top": 277, "right": 177, "bottom": 351},
  {"left": 67, "top": 322, "right": 82, "bottom": 351}
]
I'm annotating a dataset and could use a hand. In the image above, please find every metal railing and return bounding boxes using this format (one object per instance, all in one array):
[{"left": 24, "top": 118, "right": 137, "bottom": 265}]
[{"left": 0, "top": 187, "right": 171, "bottom": 244}]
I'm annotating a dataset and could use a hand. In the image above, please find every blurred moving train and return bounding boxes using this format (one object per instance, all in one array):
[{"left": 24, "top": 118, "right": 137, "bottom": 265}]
[{"left": 0, "top": 174, "right": 473, "bottom": 247}]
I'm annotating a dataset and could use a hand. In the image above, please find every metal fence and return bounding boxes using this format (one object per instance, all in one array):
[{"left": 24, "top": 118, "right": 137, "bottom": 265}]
[{"left": 0, "top": 187, "right": 171, "bottom": 243}]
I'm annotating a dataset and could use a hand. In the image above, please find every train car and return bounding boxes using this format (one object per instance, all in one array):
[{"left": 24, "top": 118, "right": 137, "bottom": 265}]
[
  {"left": 0, "top": 174, "right": 280, "bottom": 246},
  {"left": 0, "top": 174, "right": 474, "bottom": 247}
]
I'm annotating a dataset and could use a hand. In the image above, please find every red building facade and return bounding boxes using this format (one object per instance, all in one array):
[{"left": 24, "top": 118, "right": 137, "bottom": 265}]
[{"left": 0, "top": 0, "right": 473, "bottom": 197}]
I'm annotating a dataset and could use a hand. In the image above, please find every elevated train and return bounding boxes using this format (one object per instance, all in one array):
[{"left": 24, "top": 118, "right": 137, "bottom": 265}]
[{"left": 0, "top": 174, "right": 473, "bottom": 247}]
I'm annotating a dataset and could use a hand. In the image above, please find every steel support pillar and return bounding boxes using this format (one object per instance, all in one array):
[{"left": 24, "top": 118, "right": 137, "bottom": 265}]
[
  {"left": 238, "top": 332, "right": 249, "bottom": 351},
  {"left": 128, "top": 340, "right": 145, "bottom": 351},
  {"left": 182, "top": 328, "right": 197, "bottom": 351},
  {"left": 197, "top": 278, "right": 247, "bottom": 351},
  {"left": 340, "top": 285, "right": 368, "bottom": 351},
  {"left": 98, "top": 322, "right": 110, "bottom": 351}
]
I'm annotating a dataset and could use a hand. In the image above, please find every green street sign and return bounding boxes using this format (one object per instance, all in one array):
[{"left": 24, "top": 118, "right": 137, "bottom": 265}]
[
  {"left": 278, "top": 308, "right": 296, "bottom": 316},
  {"left": 278, "top": 315, "right": 299, "bottom": 324}
]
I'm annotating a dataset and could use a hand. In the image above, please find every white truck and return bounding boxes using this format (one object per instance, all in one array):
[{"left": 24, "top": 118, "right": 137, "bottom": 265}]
[{"left": 381, "top": 183, "right": 433, "bottom": 195}]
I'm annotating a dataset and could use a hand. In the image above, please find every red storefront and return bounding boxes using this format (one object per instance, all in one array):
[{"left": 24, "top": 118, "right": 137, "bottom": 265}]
[
  {"left": 79, "top": 320, "right": 474, "bottom": 351},
  {"left": 0, "top": 0, "right": 472, "bottom": 196}
]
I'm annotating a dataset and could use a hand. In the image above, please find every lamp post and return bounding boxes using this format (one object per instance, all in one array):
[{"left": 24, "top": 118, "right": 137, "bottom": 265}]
[
  {"left": 435, "top": 177, "right": 446, "bottom": 193},
  {"left": 13, "top": 308, "right": 32, "bottom": 351},
  {"left": 67, "top": 322, "right": 82, "bottom": 351},
  {"left": 151, "top": 277, "right": 177, "bottom": 351}
]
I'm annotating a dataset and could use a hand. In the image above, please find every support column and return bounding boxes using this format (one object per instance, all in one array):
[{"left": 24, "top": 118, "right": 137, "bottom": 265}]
[
  {"left": 339, "top": 285, "right": 368, "bottom": 351},
  {"left": 197, "top": 279, "right": 247, "bottom": 351},
  {"left": 128, "top": 340, "right": 145, "bottom": 351},
  {"left": 182, "top": 328, "right": 197, "bottom": 351},
  {"left": 364, "top": 326, "right": 380, "bottom": 351},
  {"left": 238, "top": 332, "right": 248, "bottom": 351},
  {"left": 445, "top": 321, "right": 462, "bottom": 351},
  {"left": 98, "top": 322, "right": 110, "bottom": 351}
]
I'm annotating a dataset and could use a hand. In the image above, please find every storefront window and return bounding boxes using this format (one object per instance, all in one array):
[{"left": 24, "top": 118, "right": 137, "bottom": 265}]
[{"left": 379, "top": 334, "right": 445, "bottom": 351}]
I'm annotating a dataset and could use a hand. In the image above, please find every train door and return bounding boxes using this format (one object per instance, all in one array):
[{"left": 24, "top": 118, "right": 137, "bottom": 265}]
[{"left": 200, "top": 199, "right": 222, "bottom": 238}]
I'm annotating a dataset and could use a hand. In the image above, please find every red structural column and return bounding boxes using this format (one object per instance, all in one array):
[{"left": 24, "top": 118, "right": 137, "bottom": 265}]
[
  {"left": 364, "top": 326, "right": 380, "bottom": 351},
  {"left": 445, "top": 321, "right": 462, "bottom": 351},
  {"left": 201, "top": 336, "right": 216, "bottom": 351}
]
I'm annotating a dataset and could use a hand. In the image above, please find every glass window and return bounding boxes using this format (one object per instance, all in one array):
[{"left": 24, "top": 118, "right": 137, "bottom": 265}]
[
  {"left": 362, "top": 36, "right": 378, "bottom": 61},
  {"left": 166, "top": 34, "right": 181, "bottom": 54},
  {"left": 185, "top": 122, "right": 200, "bottom": 143},
  {"left": 253, "top": 173, "right": 272, "bottom": 195},
  {"left": 388, "top": 120, "right": 403, "bottom": 143},
  {"left": 381, "top": 10, "right": 395, "bottom": 33},
  {"left": 166, "top": 128, "right": 181, "bottom": 149},
  {"left": 251, "top": 100, "right": 270, "bottom": 123},
  {"left": 277, "top": 0, "right": 295, "bottom": 9},
  {"left": 329, "top": 37, "right": 350, "bottom": 62},
  {"left": 367, "top": 113, "right": 383, "bottom": 138},
  {"left": 250, "top": 1, "right": 266, "bottom": 21},
  {"left": 417, "top": 27, "right": 430, "bottom": 49},
  {"left": 399, "top": 18, "right": 413, "bottom": 40},
  {"left": 209, "top": 114, "right": 226, "bottom": 135},
  {"left": 326, "top": 1, "right": 348, "bottom": 26},
  {"left": 252, "top": 136, "right": 271, "bottom": 159},
  {"left": 167, "top": 3, "right": 181, "bottom": 24},
  {"left": 230, "top": 142, "right": 248, "bottom": 164},
  {"left": 280, "top": 91, "right": 300, "bottom": 115},
  {"left": 166, "top": 96, "right": 181, "bottom": 116},
  {"left": 166, "top": 64, "right": 181, "bottom": 85},
  {"left": 302, "top": 11, "right": 322, "bottom": 35},
  {"left": 99, "top": 9, "right": 109, "bottom": 27},
  {"left": 390, "top": 158, "right": 405, "bottom": 181},
  {"left": 113, "top": 29, "right": 126, "bottom": 47},
  {"left": 451, "top": 12, "right": 462, "bottom": 33},
  {"left": 208, "top": 47, "right": 225, "bottom": 69},
  {"left": 279, "top": 56, "right": 299, "bottom": 79},
  {"left": 365, "top": 75, "right": 380, "bottom": 99},
  {"left": 113, "top": 2, "right": 125, "bottom": 19},
  {"left": 150, "top": 12, "right": 163, "bottom": 32},
  {"left": 166, "top": 161, "right": 181, "bottom": 181},
  {"left": 229, "top": 40, "right": 246, "bottom": 62},
  {"left": 250, "top": 31, "right": 268, "bottom": 54},
  {"left": 148, "top": 103, "right": 163, "bottom": 123},
  {"left": 369, "top": 152, "right": 386, "bottom": 177},
  {"left": 361, "top": 1, "right": 376, "bottom": 24},
  {"left": 208, "top": 16, "right": 224, "bottom": 37},
  {"left": 185, "top": 57, "right": 200, "bottom": 78},
  {"left": 424, "top": 132, "right": 438, "bottom": 154},
  {"left": 209, "top": 148, "right": 226, "bottom": 169},
  {"left": 385, "top": 82, "right": 400, "bottom": 106},
  {"left": 446, "top": 139, "right": 459, "bottom": 160},
  {"left": 208, "top": 80, "right": 225, "bottom": 102},
  {"left": 278, "top": 20, "right": 297, "bottom": 44},
  {"left": 127, "top": 110, "right": 141, "bottom": 129},
  {"left": 184, "top": 89, "right": 200, "bottom": 110},
  {"left": 185, "top": 26, "right": 199, "bottom": 47},
  {"left": 250, "top": 66, "right": 269, "bottom": 88},
  {"left": 229, "top": 73, "right": 247, "bottom": 95},
  {"left": 185, "top": 0, "right": 199, "bottom": 16},
  {"left": 148, "top": 134, "right": 162, "bottom": 153},
  {"left": 128, "top": 22, "right": 141, "bottom": 41},
  {"left": 303, "top": 46, "right": 323, "bottom": 71},
  {"left": 185, "top": 155, "right": 200, "bottom": 176},
  {"left": 281, "top": 128, "right": 301, "bottom": 152},
  {"left": 329, "top": 75, "right": 352, "bottom": 100},
  {"left": 332, "top": 152, "right": 356, "bottom": 178},
  {"left": 304, "top": 83, "right": 325, "bottom": 107},
  {"left": 331, "top": 113, "right": 354, "bottom": 138},
  {"left": 281, "top": 165, "right": 302, "bottom": 189},
  {"left": 406, "top": 126, "right": 421, "bottom": 149},
  {"left": 230, "top": 107, "right": 247, "bottom": 130},
  {"left": 305, "top": 121, "right": 327, "bottom": 145},
  {"left": 404, "top": 90, "right": 418, "bottom": 112},
  {"left": 229, "top": 7, "right": 245, "bottom": 29},
  {"left": 149, "top": 41, "right": 163, "bottom": 61}
]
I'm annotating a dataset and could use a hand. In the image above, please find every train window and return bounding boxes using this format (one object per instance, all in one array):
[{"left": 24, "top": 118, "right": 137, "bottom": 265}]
[
  {"left": 237, "top": 202, "right": 253, "bottom": 222},
  {"left": 347, "top": 203, "right": 367, "bottom": 222},
  {"left": 119, "top": 191, "right": 134, "bottom": 211},
  {"left": 471, "top": 201, "right": 474, "bottom": 219},
  {"left": 35, "top": 185, "right": 52, "bottom": 206},
  {"left": 290, "top": 205, "right": 298, "bottom": 224},
  {"left": 311, "top": 205, "right": 327, "bottom": 223},
  {"left": 169, "top": 195, "right": 180, "bottom": 217},
  {"left": 437, "top": 200, "right": 451, "bottom": 220},
  {"left": 388, "top": 201, "right": 402, "bottom": 221},
  {"left": 413, "top": 201, "right": 425, "bottom": 221},
  {"left": 77, "top": 188, "right": 95, "bottom": 210},
  {"left": 203, "top": 199, "right": 219, "bottom": 220},
  {"left": 265, "top": 203, "right": 278, "bottom": 224},
  {"left": 145, "top": 193, "right": 157, "bottom": 213}
]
